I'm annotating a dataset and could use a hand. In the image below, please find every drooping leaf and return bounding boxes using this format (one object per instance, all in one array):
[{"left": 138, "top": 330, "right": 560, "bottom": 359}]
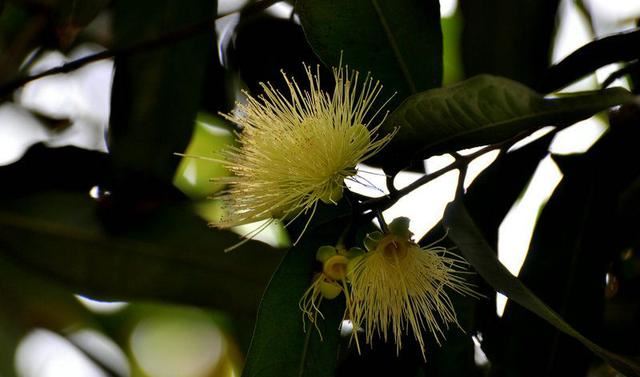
[
  {"left": 242, "top": 218, "right": 346, "bottom": 377},
  {"left": 540, "top": 28, "right": 640, "bottom": 93},
  {"left": 444, "top": 201, "right": 640, "bottom": 377},
  {"left": 379, "top": 75, "right": 634, "bottom": 169},
  {"left": 0, "top": 191, "right": 283, "bottom": 317},
  {"left": 297, "top": 0, "right": 442, "bottom": 102},
  {"left": 499, "top": 112, "right": 640, "bottom": 376},
  {"left": 497, "top": 156, "right": 600, "bottom": 376},
  {"left": 418, "top": 132, "right": 554, "bottom": 375}
]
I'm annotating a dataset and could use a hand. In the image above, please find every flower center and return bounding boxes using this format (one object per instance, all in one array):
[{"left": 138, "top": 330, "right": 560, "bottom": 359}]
[
  {"left": 379, "top": 235, "right": 409, "bottom": 262},
  {"left": 318, "top": 178, "right": 344, "bottom": 204},
  {"left": 324, "top": 255, "right": 349, "bottom": 280}
]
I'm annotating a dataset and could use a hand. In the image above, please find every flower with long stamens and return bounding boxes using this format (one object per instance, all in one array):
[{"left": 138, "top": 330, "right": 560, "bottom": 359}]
[
  {"left": 347, "top": 218, "right": 478, "bottom": 358},
  {"left": 216, "top": 64, "right": 395, "bottom": 244}
]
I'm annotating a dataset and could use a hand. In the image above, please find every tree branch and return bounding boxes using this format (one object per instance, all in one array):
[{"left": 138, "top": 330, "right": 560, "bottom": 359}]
[
  {"left": 0, "top": 0, "right": 282, "bottom": 98},
  {"left": 360, "top": 130, "right": 533, "bottom": 214}
]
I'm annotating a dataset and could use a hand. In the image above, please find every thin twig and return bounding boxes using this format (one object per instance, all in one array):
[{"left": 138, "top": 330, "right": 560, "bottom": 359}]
[
  {"left": 601, "top": 60, "right": 640, "bottom": 89},
  {"left": 452, "top": 152, "right": 467, "bottom": 200},
  {"left": 385, "top": 173, "right": 397, "bottom": 195},
  {"left": 0, "top": 0, "right": 282, "bottom": 97},
  {"left": 361, "top": 131, "right": 530, "bottom": 213}
]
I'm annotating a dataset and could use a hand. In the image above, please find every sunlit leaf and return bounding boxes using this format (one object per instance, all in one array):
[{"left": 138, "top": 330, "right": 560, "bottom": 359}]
[{"left": 173, "top": 114, "right": 234, "bottom": 200}]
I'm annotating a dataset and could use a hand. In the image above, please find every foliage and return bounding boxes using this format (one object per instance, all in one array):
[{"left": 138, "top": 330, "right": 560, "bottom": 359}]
[{"left": 0, "top": 1, "right": 639, "bottom": 377}]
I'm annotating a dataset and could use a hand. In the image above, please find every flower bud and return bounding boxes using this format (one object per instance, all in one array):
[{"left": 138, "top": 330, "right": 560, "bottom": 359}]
[
  {"left": 318, "top": 278, "right": 343, "bottom": 299},
  {"left": 323, "top": 255, "right": 349, "bottom": 280},
  {"left": 343, "top": 247, "right": 365, "bottom": 259},
  {"left": 389, "top": 217, "right": 413, "bottom": 239},
  {"left": 316, "top": 245, "right": 337, "bottom": 263}
]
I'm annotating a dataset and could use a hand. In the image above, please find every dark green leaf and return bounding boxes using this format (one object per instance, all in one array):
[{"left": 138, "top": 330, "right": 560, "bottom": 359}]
[
  {"left": 109, "top": 0, "right": 217, "bottom": 192},
  {"left": 379, "top": 75, "right": 634, "bottom": 167},
  {"left": 498, "top": 153, "right": 606, "bottom": 376},
  {"left": 243, "top": 220, "right": 346, "bottom": 377},
  {"left": 0, "top": 144, "right": 108, "bottom": 195},
  {"left": 541, "top": 28, "right": 640, "bottom": 93},
  {"left": 0, "top": 191, "right": 283, "bottom": 317},
  {"left": 499, "top": 112, "right": 640, "bottom": 375},
  {"left": 419, "top": 132, "right": 554, "bottom": 374},
  {"left": 297, "top": 0, "right": 442, "bottom": 101},
  {"left": 460, "top": 0, "right": 559, "bottom": 88},
  {"left": 444, "top": 201, "right": 640, "bottom": 376},
  {"left": 231, "top": 15, "right": 325, "bottom": 97}
]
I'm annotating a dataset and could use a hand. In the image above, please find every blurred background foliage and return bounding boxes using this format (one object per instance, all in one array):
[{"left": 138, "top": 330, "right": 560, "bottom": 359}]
[{"left": 0, "top": 0, "right": 639, "bottom": 376}]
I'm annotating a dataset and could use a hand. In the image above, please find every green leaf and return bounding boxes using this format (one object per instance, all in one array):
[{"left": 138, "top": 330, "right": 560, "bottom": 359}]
[
  {"left": 459, "top": 0, "right": 560, "bottom": 88},
  {"left": 443, "top": 201, "right": 640, "bottom": 377},
  {"left": 499, "top": 117, "right": 640, "bottom": 375},
  {"left": 0, "top": 191, "right": 283, "bottom": 317},
  {"left": 109, "top": 0, "right": 218, "bottom": 190},
  {"left": 418, "top": 133, "right": 554, "bottom": 376},
  {"left": 379, "top": 75, "right": 634, "bottom": 168},
  {"left": 173, "top": 114, "right": 234, "bottom": 199},
  {"left": 498, "top": 155, "right": 603, "bottom": 376},
  {"left": 0, "top": 144, "right": 108, "bottom": 195},
  {"left": 297, "top": 0, "right": 442, "bottom": 101},
  {"left": 243, "top": 221, "right": 346, "bottom": 377}
]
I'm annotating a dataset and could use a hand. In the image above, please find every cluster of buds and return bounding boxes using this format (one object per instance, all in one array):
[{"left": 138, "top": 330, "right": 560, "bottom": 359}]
[
  {"left": 299, "top": 244, "right": 363, "bottom": 338},
  {"left": 301, "top": 218, "right": 477, "bottom": 358}
]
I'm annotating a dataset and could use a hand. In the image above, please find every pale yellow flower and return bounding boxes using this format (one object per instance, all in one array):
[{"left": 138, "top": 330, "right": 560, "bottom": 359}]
[
  {"left": 347, "top": 221, "right": 478, "bottom": 358},
  {"left": 216, "top": 64, "right": 394, "bottom": 241}
]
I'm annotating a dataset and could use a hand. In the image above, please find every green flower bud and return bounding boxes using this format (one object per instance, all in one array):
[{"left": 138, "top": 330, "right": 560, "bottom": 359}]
[
  {"left": 323, "top": 255, "right": 349, "bottom": 280},
  {"left": 318, "top": 278, "right": 342, "bottom": 299},
  {"left": 389, "top": 217, "right": 413, "bottom": 238},
  {"left": 343, "top": 247, "right": 365, "bottom": 259},
  {"left": 316, "top": 245, "right": 338, "bottom": 263}
]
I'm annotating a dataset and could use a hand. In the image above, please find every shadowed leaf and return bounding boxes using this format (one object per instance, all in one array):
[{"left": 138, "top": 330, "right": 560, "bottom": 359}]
[
  {"left": 297, "top": 0, "right": 442, "bottom": 102},
  {"left": 0, "top": 191, "right": 283, "bottom": 317},
  {"left": 379, "top": 75, "right": 633, "bottom": 169},
  {"left": 242, "top": 218, "right": 346, "bottom": 377},
  {"left": 444, "top": 201, "right": 640, "bottom": 376}
]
